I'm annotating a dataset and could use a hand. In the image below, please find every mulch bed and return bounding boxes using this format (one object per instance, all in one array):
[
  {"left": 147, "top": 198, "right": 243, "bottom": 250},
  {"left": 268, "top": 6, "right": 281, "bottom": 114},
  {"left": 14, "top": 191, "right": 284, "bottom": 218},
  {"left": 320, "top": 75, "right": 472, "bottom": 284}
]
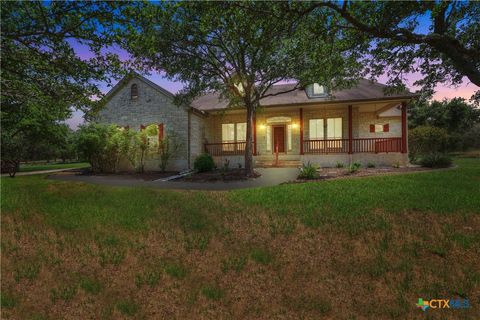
[
  {"left": 178, "top": 168, "right": 261, "bottom": 182},
  {"left": 55, "top": 169, "right": 179, "bottom": 181},
  {"left": 295, "top": 166, "right": 434, "bottom": 183}
]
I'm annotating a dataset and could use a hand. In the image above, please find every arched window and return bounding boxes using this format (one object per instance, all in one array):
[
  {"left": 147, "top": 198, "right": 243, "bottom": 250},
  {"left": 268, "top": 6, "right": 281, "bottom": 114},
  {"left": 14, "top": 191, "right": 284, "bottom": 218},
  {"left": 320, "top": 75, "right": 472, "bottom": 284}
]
[{"left": 131, "top": 84, "right": 138, "bottom": 100}]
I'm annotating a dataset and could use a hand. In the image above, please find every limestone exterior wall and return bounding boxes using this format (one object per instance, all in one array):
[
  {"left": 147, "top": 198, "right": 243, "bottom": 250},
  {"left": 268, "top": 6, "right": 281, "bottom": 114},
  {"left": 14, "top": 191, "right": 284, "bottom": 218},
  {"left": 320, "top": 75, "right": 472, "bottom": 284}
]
[
  {"left": 189, "top": 112, "right": 207, "bottom": 168},
  {"left": 97, "top": 77, "right": 190, "bottom": 171}
]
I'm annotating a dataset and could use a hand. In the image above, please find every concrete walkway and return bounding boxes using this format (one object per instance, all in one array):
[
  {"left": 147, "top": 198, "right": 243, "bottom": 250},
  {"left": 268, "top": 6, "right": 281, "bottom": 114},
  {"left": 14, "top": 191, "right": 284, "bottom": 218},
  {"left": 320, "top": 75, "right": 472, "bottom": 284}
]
[
  {"left": 48, "top": 168, "right": 299, "bottom": 190},
  {"left": 1, "top": 168, "right": 80, "bottom": 177}
]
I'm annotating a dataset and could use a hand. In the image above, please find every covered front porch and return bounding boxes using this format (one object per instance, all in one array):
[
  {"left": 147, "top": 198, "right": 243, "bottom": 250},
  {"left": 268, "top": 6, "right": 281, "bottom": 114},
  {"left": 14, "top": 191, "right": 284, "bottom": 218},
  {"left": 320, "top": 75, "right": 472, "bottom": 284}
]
[{"left": 203, "top": 101, "right": 408, "bottom": 167}]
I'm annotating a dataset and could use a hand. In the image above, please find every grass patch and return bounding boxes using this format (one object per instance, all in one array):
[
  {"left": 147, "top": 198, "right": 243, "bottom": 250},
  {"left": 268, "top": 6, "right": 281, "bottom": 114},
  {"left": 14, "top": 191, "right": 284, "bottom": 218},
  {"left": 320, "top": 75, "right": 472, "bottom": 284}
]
[
  {"left": 14, "top": 261, "right": 40, "bottom": 282},
  {"left": 135, "top": 270, "right": 161, "bottom": 288},
  {"left": 250, "top": 248, "right": 273, "bottom": 265},
  {"left": 221, "top": 255, "right": 247, "bottom": 273},
  {"left": 50, "top": 284, "right": 77, "bottom": 302},
  {"left": 1, "top": 157, "right": 479, "bottom": 319},
  {"left": 79, "top": 277, "right": 103, "bottom": 294},
  {"left": 164, "top": 262, "right": 188, "bottom": 280},
  {"left": 201, "top": 284, "right": 224, "bottom": 301},
  {"left": 1, "top": 292, "right": 17, "bottom": 308},
  {"left": 116, "top": 299, "right": 139, "bottom": 316}
]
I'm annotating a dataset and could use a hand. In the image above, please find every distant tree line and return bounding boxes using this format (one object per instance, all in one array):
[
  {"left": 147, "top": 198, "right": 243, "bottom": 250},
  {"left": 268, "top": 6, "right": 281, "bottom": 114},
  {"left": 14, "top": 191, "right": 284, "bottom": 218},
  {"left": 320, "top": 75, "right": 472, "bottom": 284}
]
[{"left": 408, "top": 97, "right": 480, "bottom": 164}]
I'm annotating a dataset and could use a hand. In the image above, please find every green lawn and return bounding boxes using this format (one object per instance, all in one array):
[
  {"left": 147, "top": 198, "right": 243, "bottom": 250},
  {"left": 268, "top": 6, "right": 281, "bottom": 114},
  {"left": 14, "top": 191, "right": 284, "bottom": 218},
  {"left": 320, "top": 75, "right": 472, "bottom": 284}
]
[
  {"left": 18, "top": 162, "right": 90, "bottom": 173},
  {"left": 1, "top": 157, "right": 479, "bottom": 319}
]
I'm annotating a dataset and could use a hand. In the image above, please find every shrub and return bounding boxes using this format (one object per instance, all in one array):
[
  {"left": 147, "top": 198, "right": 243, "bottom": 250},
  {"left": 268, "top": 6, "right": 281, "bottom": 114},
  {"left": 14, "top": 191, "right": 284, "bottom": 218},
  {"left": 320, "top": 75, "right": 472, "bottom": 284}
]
[
  {"left": 419, "top": 153, "right": 452, "bottom": 168},
  {"left": 193, "top": 153, "right": 215, "bottom": 172},
  {"left": 298, "top": 162, "right": 319, "bottom": 179},
  {"left": 347, "top": 162, "right": 361, "bottom": 174},
  {"left": 335, "top": 162, "right": 344, "bottom": 168},
  {"left": 159, "top": 131, "right": 181, "bottom": 172},
  {"left": 367, "top": 162, "right": 375, "bottom": 168},
  {"left": 409, "top": 126, "right": 449, "bottom": 162},
  {"left": 76, "top": 124, "right": 141, "bottom": 173}
]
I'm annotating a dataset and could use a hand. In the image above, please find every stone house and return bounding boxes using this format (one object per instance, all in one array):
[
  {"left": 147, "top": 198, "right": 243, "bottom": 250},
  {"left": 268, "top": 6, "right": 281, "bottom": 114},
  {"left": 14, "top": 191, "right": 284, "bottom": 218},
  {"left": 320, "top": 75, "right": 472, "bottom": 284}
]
[{"left": 98, "top": 73, "right": 417, "bottom": 171}]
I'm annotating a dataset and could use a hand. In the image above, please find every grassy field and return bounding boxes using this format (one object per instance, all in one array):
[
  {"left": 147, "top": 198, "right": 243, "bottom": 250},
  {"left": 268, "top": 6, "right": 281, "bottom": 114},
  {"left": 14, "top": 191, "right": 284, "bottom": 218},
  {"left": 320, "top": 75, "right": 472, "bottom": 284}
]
[
  {"left": 18, "top": 162, "right": 90, "bottom": 173},
  {"left": 1, "top": 157, "right": 479, "bottom": 319}
]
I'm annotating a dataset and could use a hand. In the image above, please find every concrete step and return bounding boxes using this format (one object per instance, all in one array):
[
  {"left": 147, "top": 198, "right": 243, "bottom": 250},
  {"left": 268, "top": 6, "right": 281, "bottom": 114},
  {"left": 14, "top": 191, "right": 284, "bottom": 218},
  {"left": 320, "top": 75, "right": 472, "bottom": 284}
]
[
  {"left": 255, "top": 154, "right": 301, "bottom": 161},
  {"left": 255, "top": 160, "right": 302, "bottom": 168}
]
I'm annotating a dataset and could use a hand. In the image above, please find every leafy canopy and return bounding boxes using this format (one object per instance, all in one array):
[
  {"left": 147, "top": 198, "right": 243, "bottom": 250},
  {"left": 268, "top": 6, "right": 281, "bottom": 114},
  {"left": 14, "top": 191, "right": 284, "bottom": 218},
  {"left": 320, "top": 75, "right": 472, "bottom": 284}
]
[{"left": 295, "top": 1, "right": 480, "bottom": 99}]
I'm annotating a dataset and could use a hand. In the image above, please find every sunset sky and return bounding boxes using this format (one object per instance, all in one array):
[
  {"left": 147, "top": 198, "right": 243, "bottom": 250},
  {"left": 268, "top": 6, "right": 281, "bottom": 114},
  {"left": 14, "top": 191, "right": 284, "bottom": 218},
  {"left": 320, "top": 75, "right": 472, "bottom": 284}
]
[{"left": 66, "top": 12, "right": 479, "bottom": 129}]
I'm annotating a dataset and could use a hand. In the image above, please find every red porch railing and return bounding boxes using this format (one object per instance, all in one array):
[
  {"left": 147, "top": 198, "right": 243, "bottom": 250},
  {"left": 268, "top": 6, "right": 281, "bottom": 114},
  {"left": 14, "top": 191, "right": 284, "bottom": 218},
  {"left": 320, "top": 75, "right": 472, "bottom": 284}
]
[
  {"left": 204, "top": 141, "right": 248, "bottom": 156},
  {"left": 303, "top": 137, "right": 402, "bottom": 154},
  {"left": 353, "top": 137, "right": 402, "bottom": 153},
  {"left": 303, "top": 139, "right": 349, "bottom": 154}
]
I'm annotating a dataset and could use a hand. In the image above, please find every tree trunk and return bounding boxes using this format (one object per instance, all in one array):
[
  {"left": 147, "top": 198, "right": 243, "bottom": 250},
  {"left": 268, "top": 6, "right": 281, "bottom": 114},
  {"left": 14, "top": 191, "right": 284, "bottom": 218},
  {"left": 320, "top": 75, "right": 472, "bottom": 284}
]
[{"left": 244, "top": 103, "right": 255, "bottom": 177}]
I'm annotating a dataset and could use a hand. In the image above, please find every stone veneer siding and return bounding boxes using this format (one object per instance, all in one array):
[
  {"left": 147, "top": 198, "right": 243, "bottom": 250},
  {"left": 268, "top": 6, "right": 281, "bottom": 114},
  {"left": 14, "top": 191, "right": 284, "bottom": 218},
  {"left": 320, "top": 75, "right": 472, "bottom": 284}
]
[{"left": 98, "top": 77, "right": 190, "bottom": 171}]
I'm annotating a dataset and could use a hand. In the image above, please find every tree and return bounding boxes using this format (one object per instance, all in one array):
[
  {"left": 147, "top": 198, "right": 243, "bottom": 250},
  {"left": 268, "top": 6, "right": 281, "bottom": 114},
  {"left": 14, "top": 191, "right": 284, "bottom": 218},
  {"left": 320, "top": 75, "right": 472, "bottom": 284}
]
[
  {"left": 281, "top": 1, "right": 479, "bottom": 98},
  {"left": 123, "top": 2, "right": 363, "bottom": 176},
  {"left": 409, "top": 98, "right": 480, "bottom": 133},
  {"left": 1, "top": 1, "right": 132, "bottom": 171}
]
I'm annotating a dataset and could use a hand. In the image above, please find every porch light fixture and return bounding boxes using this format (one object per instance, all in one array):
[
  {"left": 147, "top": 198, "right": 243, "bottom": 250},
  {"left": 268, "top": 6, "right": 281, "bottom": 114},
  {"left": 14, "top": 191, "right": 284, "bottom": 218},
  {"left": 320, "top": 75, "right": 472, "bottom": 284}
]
[
  {"left": 292, "top": 123, "right": 299, "bottom": 129},
  {"left": 259, "top": 123, "right": 266, "bottom": 129}
]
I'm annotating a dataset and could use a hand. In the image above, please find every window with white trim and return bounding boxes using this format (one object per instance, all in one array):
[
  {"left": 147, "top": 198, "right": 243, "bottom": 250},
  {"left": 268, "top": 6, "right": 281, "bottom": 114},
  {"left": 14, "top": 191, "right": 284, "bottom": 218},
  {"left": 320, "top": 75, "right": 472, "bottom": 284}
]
[
  {"left": 287, "top": 124, "right": 292, "bottom": 151},
  {"left": 236, "top": 122, "right": 246, "bottom": 151},
  {"left": 327, "top": 118, "right": 342, "bottom": 139},
  {"left": 313, "top": 83, "right": 326, "bottom": 96},
  {"left": 236, "top": 123, "right": 246, "bottom": 141},
  {"left": 309, "top": 119, "right": 324, "bottom": 139},
  {"left": 222, "top": 123, "right": 235, "bottom": 151}
]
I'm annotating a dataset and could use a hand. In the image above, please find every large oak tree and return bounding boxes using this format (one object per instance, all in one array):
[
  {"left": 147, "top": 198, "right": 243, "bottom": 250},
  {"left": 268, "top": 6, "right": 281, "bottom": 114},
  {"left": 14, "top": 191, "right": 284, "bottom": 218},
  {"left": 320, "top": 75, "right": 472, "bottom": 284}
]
[
  {"left": 124, "top": 1, "right": 363, "bottom": 176},
  {"left": 295, "top": 1, "right": 480, "bottom": 98},
  {"left": 1, "top": 1, "right": 134, "bottom": 170}
]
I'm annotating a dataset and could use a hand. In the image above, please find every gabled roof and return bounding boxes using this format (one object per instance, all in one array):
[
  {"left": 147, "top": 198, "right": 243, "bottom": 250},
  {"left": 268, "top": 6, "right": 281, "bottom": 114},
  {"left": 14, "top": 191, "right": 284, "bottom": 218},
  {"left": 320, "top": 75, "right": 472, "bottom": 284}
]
[
  {"left": 191, "top": 79, "right": 418, "bottom": 111},
  {"left": 103, "top": 72, "right": 175, "bottom": 102}
]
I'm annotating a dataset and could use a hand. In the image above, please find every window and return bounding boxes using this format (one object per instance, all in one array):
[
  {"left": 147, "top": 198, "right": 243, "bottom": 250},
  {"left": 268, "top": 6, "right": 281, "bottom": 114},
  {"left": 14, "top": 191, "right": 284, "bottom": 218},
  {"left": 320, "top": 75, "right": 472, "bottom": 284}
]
[
  {"left": 236, "top": 122, "right": 246, "bottom": 151},
  {"left": 313, "top": 83, "right": 326, "bottom": 96},
  {"left": 287, "top": 124, "right": 292, "bottom": 151},
  {"left": 236, "top": 123, "right": 246, "bottom": 141},
  {"left": 327, "top": 118, "right": 342, "bottom": 139},
  {"left": 222, "top": 123, "right": 235, "bottom": 151},
  {"left": 370, "top": 123, "right": 390, "bottom": 133},
  {"left": 131, "top": 84, "right": 138, "bottom": 100},
  {"left": 309, "top": 119, "right": 324, "bottom": 139}
]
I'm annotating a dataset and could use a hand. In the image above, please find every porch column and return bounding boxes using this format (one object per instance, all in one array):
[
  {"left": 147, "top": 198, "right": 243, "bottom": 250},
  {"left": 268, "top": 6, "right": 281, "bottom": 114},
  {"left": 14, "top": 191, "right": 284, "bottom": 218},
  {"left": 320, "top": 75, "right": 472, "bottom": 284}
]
[
  {"left": 253, "top": 115, "right": 257, "bottom": 155},
  {"left": 348, "top": 105, "right": 353, "bottom": 154},
  {"left": 401, "top": 101, "right": 407, "bottom": 153},
  {"left": 299, "top": 108, "right": 304, "bottom": 155}
]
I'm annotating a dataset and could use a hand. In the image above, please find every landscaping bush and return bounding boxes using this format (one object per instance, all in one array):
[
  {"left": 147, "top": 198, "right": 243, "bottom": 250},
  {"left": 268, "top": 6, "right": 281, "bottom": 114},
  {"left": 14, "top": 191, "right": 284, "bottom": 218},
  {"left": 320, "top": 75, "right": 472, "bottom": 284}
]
[
  {"left": 194, "top": 153, "right": 215, "bottom": 172},
  {"left": 298, "top": 162, "right": 319, "bottom": 179},
  {"left": 419, "top": 153, "right": 452, "bottom": 168},
  {"left": 367, "top": 162, "right": 375, "bottom": 168},
  {"left": 159, "top": 131, "right": 181, "bottom": 172},
  {"left": 409, "top": 126, "right": 449, "bottom": 162},
  {"left": 76, "top": 124, "right": 118, "bottom": 173},
  {"left": 347, "top": 162, "right": 361, "bottom": 174},
  {"left": 335, "top": 162, "right": 344, "bottom": 168}
]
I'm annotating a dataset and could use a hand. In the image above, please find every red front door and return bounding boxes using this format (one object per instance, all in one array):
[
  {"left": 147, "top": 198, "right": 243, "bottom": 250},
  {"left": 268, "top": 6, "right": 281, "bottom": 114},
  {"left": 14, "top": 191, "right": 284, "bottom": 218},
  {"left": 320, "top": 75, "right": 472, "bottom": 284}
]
[{"left": 273, "top": 126, "right": 285, "bottom": 153}]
